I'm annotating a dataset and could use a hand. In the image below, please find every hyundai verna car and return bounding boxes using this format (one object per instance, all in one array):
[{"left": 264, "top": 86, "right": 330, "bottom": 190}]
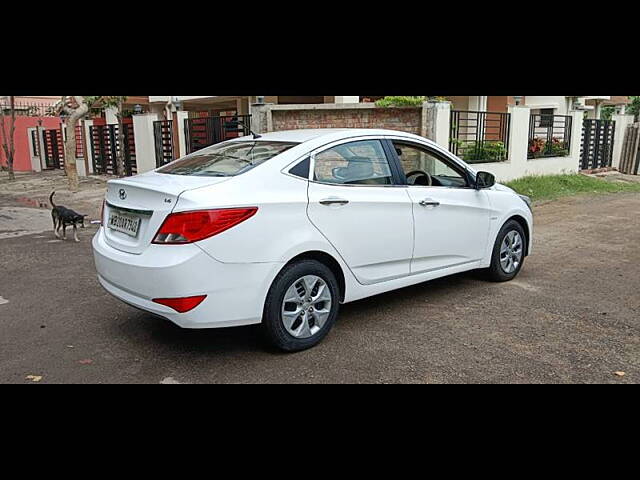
[{"left": 93, "top": 129, "right": 533, "bottom": 351}]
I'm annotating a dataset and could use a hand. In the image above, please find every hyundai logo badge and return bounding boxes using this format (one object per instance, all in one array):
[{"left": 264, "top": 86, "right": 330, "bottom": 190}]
[{"left": 119, "top": 189, "right": 127, "bottom": 200}]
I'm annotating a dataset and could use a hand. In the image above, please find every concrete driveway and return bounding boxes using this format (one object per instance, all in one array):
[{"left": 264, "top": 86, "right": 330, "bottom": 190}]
[{"left": 0, "top": 191, "right": 638, "bottom": 383}]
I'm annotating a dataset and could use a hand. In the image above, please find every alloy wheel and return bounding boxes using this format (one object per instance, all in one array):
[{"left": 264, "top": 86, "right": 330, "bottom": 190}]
[
  {"left": 500, "top": 230, "right": 523, "bottom": 274},
  {"left": 281, "top": 275, "right": 332, "bottom": 339}
]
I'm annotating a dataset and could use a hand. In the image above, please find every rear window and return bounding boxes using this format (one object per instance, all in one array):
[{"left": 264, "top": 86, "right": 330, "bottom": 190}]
[{"left": 157, "top": 141, "right": 298, "bottom": 177}]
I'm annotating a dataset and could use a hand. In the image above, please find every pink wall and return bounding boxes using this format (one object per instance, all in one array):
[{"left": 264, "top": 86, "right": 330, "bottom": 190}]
[{"left": 0, "top": 116, "right": 61, "bottom": 172}]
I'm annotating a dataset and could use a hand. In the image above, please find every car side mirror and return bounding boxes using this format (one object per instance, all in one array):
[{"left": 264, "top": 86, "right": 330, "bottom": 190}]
[{"left": 475, "top": 171, "right": 495, "bottom": 189}]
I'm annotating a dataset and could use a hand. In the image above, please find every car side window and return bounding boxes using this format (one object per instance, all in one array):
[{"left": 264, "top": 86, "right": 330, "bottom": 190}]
[
  {"left": 392, "top": 141, "right": 468, "bottom": 188},
  {"left": 313, "top": 140, "right": 395, "bottom": 185},
  {"left": 289, "top": 156, "right": 310, "bottom": 179}
]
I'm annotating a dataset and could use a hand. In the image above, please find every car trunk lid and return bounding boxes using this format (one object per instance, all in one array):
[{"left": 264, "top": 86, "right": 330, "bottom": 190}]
[{"left": 103, "top": 172, "right": 231, "bottom": 254}]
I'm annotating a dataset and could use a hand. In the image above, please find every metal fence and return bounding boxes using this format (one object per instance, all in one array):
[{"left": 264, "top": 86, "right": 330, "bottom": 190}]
[
  {"left": 72, "top": 125, "right": 84, "bottom": 158},
  {"left": 0, "top": 101, "right": 58, "bottom": 117},
  {"left": 619, "top": 122, "right": 640, "bottom": 175},
  {"left": 42, "top": 129, "right": 64, "bottom": 169},
  {"left": 528, "top": 114, "right": 572, "bottom": 159},
  {"left": 89, "top": 124, "right": 137, "bottom": 176},
  {"left": 153, "top": 120, "right": 175, "bottom": 167},
  {"left": 185, "top": 114, "right": 252, "bottom": 154},
  {"left": 580, "top": 119, "right": 615, "bottom": 170},
  {"left": 449, "top": 110, "right": 510, "bottom": 163}
]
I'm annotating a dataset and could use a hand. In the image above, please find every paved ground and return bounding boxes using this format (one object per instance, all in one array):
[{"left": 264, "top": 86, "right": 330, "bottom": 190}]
[{"left": 0, "top": 172, "right": 638, "bottom": 383}]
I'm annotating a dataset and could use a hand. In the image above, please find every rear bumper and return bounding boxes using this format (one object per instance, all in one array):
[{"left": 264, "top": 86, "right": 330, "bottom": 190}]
[{"left": 92, "top": 227, "right": 282, "bottom": 328}]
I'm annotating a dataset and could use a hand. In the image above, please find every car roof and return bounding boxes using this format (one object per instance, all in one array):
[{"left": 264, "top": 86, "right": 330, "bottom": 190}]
[{"left": 233, "top": 128, "right": 425, "bottom": 144}]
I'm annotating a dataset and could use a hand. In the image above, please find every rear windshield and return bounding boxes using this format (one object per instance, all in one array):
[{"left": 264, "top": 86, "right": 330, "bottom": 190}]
[{"left": 157, "top": 141, "right": 298, "bottom": 177}]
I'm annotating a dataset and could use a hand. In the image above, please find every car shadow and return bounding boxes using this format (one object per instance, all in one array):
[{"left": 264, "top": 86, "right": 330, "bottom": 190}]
[
  {"left": 117, "top": 270, "right": 485, "bottom": 356},
  {"left": 339, "top": 270, "right": 483, "bottom": 317}
]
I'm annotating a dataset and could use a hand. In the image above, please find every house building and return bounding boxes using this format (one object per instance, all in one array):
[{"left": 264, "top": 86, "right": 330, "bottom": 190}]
[
  {"left": 146, "top": 96, "right": 360, "bottom": 119},
  {"left": 449, "top": 96, "right": 620, "bottom": 118}
]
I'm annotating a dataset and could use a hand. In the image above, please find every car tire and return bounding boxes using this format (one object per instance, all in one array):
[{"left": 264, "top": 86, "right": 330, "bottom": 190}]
[
  {"left": 262, "top": 260, "right": 340, "bottom": 352},
  {"left": 484, "top": 220, "right": 527, "bottom": 282}
]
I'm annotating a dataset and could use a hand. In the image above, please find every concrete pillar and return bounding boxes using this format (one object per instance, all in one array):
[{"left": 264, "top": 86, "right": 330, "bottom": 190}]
[
  {"left": 36, "top": 126, "right": 46, "bottom": 171},
  {"left": 422, "top": 101, "right": 451, "bottom": 149},
  {"left": 176, "top": 111, "right": 189, "bottom": 158},
  {"left": 593, "top": 100, "right": 602, "bottom": 120},
  {"left": 334, "top": 96, "right": 360, "bottom": 104},
  {"left": 506, "top": 105, "right": 530, "bottom": 169},
  {"left": 132, "top": 113, "right": 159, "bottom": 174},
  {"left": 27, "top": 127, "right": 42, "bottom": 172},
  {"left": 250, "top": 104, "right": 273, "bottom": 134},
  {"left": 236, "top": 97, "right": 249, "bottom": 115},
  {"left": 568, "top": 110, "right": 584, "bottom": 172},
  {"left": 84, "top": 120, "right": 94, "bottom": 174},
  {"left": 611, "top": 114, "right": 635, "bottom": 169},
  {"left": 468, "top": 96, "right": 487, "bottom": 112}
]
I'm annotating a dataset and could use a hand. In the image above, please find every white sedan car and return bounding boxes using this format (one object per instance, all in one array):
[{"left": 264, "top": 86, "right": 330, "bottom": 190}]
[{"left": 93, "top": 128, "right": 532, "bottom": 351}]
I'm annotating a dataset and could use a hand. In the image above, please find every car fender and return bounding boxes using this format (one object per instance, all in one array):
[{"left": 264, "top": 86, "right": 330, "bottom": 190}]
[{"left": 482, "top": 199, "right": 533, "bottom": 266}]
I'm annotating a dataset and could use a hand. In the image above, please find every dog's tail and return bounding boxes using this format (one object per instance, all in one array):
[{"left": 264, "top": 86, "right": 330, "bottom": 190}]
[{"left": 49, "top": 191, "right": 56, "bottom": 208}]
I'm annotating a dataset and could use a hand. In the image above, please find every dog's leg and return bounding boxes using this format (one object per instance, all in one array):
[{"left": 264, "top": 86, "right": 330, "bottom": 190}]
[
  {"left": 54, "top": 218, "right": 61, "bottom": 239},
  {"left": 73, "top": 224, "right": 80, "bottom": 243},
  {"left": 62, "top": 223, "right": 67, "bottom": 241}
]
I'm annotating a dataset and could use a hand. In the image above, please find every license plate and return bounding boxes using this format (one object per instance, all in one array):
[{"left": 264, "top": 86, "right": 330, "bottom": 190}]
[{"left": 108, "top": 210, "right": 141, "bottom": 238}]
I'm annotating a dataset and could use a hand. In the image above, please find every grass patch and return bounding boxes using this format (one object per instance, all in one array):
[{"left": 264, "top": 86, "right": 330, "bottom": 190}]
[{"left": 505, "top": 174, "right": 640, "bottom": 202}]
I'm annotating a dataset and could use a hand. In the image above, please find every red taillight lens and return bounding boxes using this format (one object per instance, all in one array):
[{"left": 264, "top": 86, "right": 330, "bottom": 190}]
[
  {"left": 153, "top": 295, "right": 207, "bottom": 313},
  {"left": 153, "top": 207, "right": 258, "bottom": 244}
]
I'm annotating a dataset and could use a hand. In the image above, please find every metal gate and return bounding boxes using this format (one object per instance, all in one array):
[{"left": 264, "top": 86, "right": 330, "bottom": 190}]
[
  {"left": 580, "top": 119, "right": 616, "bottom": 170},
  {"left": 184, "top": 114, "right": 251, "bottom": 154},
  {"left": 449, "top": 110, "right": 511, "bottom": 163},
  {"left": 89, "top": 124, "right": 137, "bottom": 176},
  {"left": 153, "top": 120, "right": 175, "bottom": 167},
  {"left": 619, "top": 123, "right": 640, "bottom": 175},
  {"left": 42, "top": 128, "right": 64, "bottom": 169}
]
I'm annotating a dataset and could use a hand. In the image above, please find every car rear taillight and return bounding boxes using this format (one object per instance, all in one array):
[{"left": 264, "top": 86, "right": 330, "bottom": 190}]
[
  {"left": 153, "top": 295, "right": 207, "bottom": 313},
  {"left": 153, "top": 207, "right": 258, "bottom": 244}
]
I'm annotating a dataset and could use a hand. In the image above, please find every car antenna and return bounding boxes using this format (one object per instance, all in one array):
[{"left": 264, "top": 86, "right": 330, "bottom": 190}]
[{"left": 226, "top": 119, "right": 262, "bottom": 139}]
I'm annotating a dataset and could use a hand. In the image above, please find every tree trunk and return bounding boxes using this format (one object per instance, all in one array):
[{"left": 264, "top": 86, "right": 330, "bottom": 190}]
[
  {"left": 64, "top": 97, "right": 89, "bottom": 191},
  {"left": 0, "top": 96, "right": 16, "bottom": 180}
]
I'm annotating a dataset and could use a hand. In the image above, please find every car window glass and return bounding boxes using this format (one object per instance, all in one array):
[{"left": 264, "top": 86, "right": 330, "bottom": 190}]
[
  {"left": 392, "top": 142, "right": 467, "bottom": 188},
  {"left": 157, "top": 141, "right": 297, "bottom": 177},
  {"left": 313, "top": 140, "right": 394, "bottom": 185},
  {"left": 289, "top": 157, "right": 310, "bottom": 179}
]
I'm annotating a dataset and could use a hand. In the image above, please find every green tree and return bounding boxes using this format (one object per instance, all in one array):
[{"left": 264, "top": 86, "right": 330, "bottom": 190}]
[
  {"left": 374, "top": 96, "right": 449, "bottom": 107},
  {"left": 627, "top": 96, "right": 640, "bottom": 121},
  {"left": 55, "top": 96, "right": 128, "bottom": 191},
  {"left": 601, "top": 105, "right": 615, "bottom": 121}
]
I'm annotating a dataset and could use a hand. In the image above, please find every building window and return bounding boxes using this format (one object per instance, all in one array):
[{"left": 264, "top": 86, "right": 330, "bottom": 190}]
[{"left": 539, "top": 108, "right": 555, "bottom": 128}]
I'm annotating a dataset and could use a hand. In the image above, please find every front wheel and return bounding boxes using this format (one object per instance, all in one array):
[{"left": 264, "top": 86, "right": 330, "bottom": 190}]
[
  {"left": 262, "top": 260, "right": 340, "bottom": 352},
  {"left": 484, "top": 220, "right": 527, "bottom": 282}
]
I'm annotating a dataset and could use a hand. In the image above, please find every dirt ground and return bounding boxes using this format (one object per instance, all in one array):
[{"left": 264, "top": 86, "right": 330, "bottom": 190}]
[
  {"left": 0, "top": 170, "right": 638, "bottom": 383},
  {"left": 0, "top": 170, "right": 107, "bottom": 219}
]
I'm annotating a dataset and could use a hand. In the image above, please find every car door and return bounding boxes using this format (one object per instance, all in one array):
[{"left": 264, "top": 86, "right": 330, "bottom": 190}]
[
  {"left": 388, "top": 138, "right": 492, "bottom": 275},
  {"left": 306, "top": 137, "right": 414, "bottom": 285}
]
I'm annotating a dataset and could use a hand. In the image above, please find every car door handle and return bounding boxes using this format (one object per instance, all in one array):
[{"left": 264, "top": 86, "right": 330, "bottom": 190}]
[
  {"left": 319, "top": 197, "right": 349, "bottom": 206},
  {"left": 419, "top": 199, "right": 440, "bottom": 207}
]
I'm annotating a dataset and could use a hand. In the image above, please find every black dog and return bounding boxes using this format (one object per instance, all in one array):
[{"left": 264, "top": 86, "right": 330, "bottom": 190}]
[{"left": 50, "top": 191, "right": 87, "bottom": 242}]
